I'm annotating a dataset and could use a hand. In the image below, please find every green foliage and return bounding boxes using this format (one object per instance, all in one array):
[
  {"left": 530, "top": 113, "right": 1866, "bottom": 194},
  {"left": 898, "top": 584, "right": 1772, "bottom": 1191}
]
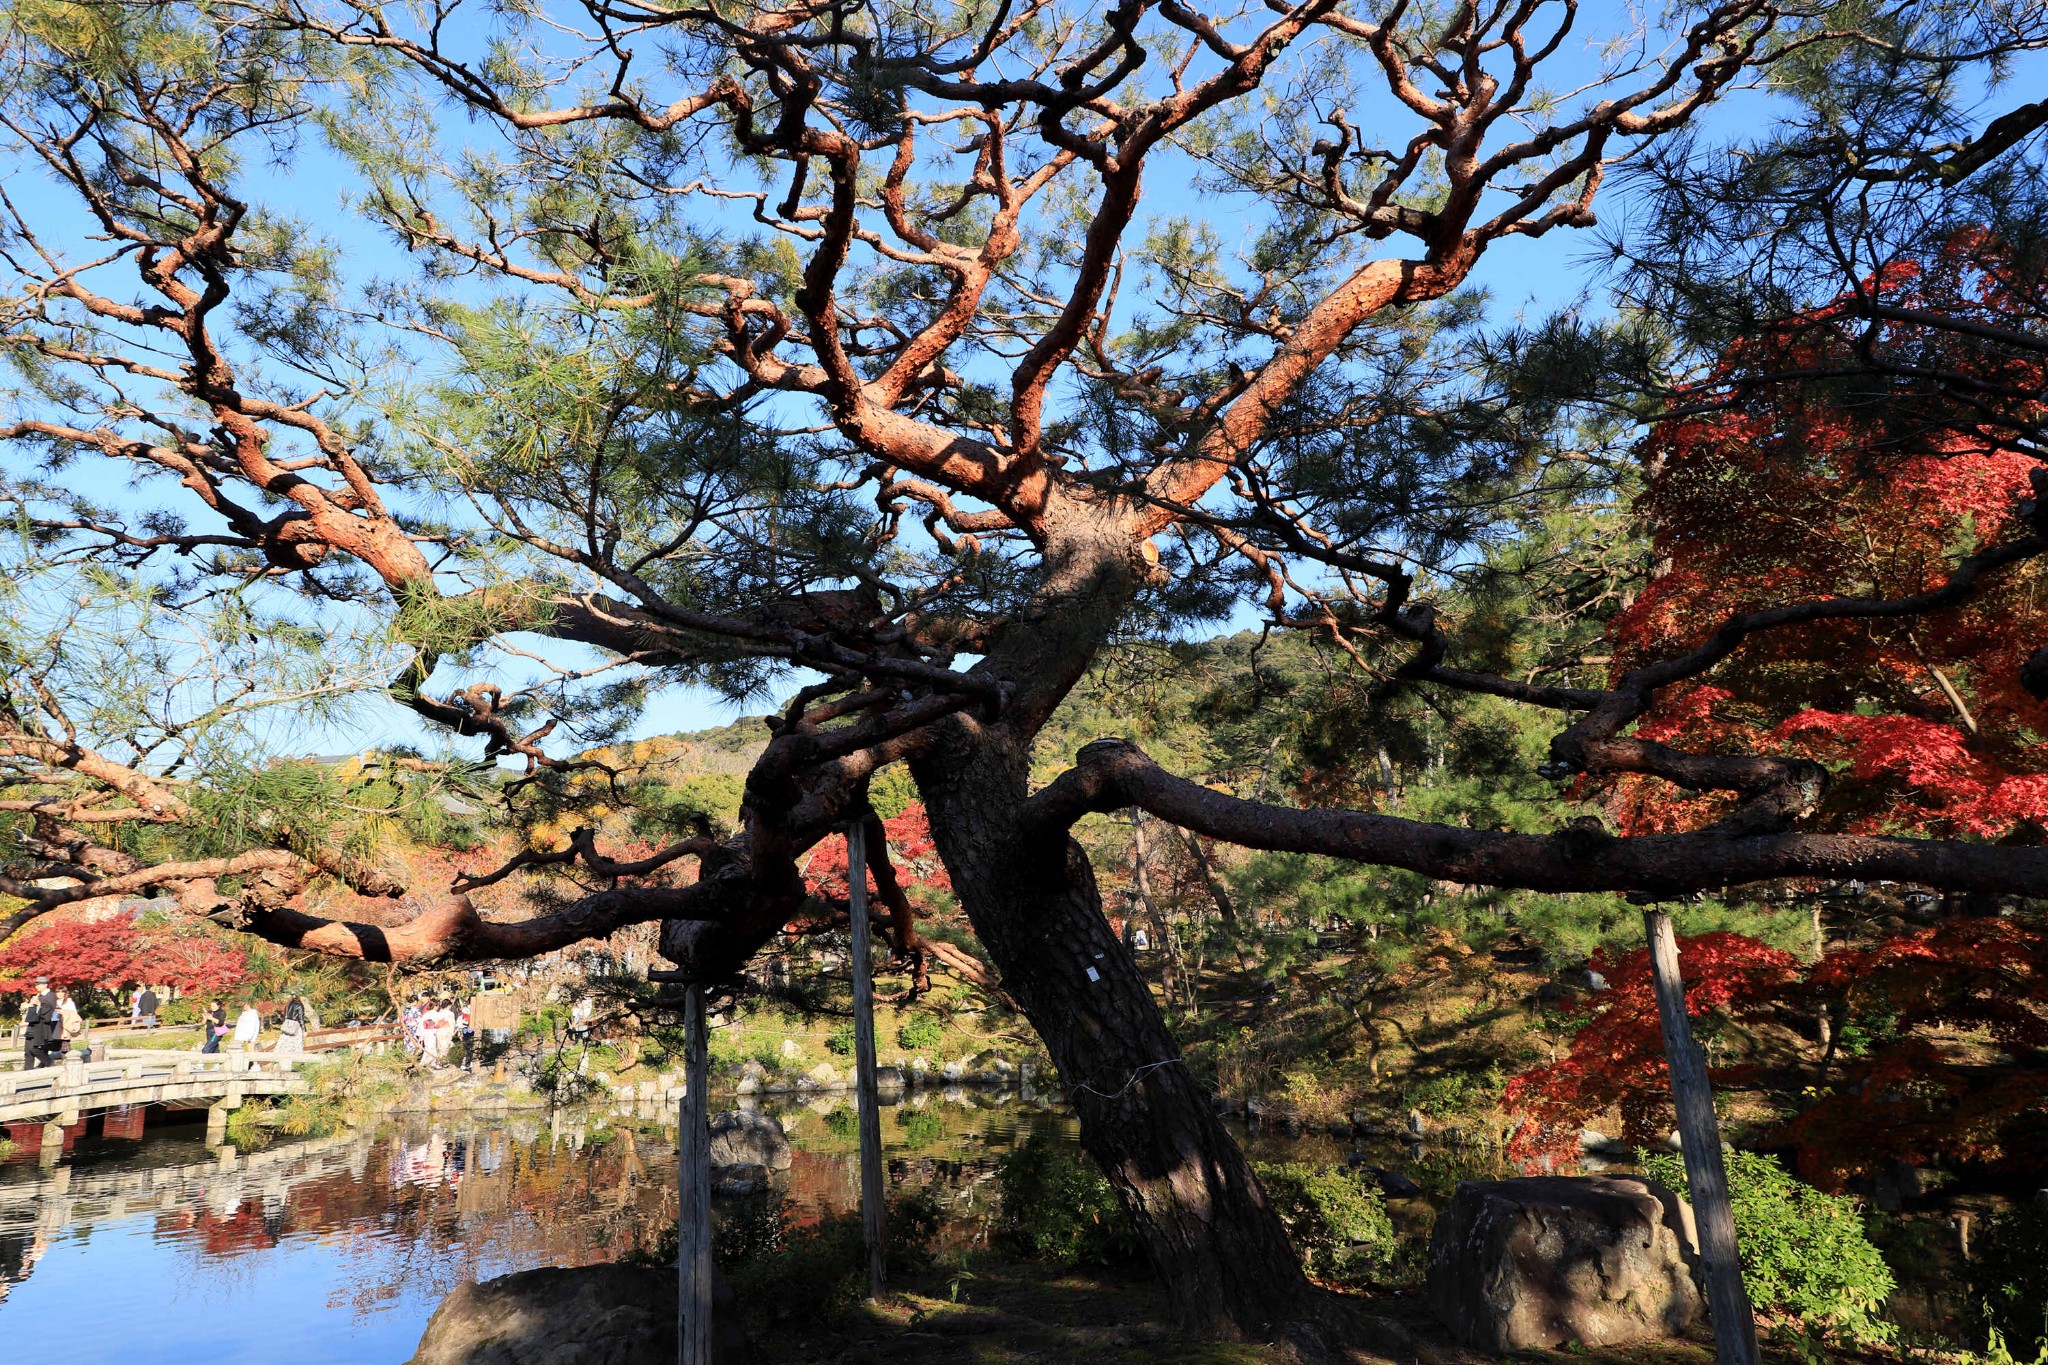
[
  {"left": 868, "top": 764, "right": 919, "bottom": 819},
  {"left": 1401, "top": 1066, "right": 1504, "bottom": 1119},
  {"left": 1643, "top": 1151, "right": 1895, "bottom": 1346},
  {"left": 994, "top": 1130, "right": 1141, "bottom": 1270},
  {"left": 221, "top": 1104, "right": 274, "bottom": 1150},
  {"left": 826, "top": 1025, "right": 856, "bottom": 1057},
  {"left": 896, "top": 1013, "right": 944, "bottom": 1052},
  {"left": 887, "top": 1188, "right": 945, "bottom": 1274},
  {"left": 700, "top": 1190, "right": 943, "bottom": 1327},
  {"left": 1254, "top": 1163, "right": 1396, "bottom": 1286},
  {"left": 270, "top": 1093, "right": 342, "bottom": 1137},
  {"left": 1967, "top": 1204, "right": 2048, "bottom": 1357}
]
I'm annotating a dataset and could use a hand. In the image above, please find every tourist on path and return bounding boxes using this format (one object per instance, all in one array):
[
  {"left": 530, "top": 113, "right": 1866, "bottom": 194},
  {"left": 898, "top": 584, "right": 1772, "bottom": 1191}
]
[
  {"left": 137, "top": 986, "right": 159, "bottom": 1029},
  {"left": 275, "top": 996, "right": 308, "bottom": 1055},
  {"left": 129, "top": 986, "right": 143, "bottom": 1026},
  {"left": 232, "top": 1002, "right": 262, "bottom": 1050},
  {"left": 25, "top": 980, "right": 59, "bottom": 1066},
  {"left": 202, "top": 999, "right": 227, "bottom": 1054},
  {"left": 422, "top": 999, "right": 456, "bottom": 1067},
  {"left": 55, "top": 989, "right": 84, "bottom": 1060},
  {"left": 18, "top": 985, "right": 53, "bottom": 1069},
  {"left": 401, "top": 997, "right": 425, "bottom": 1060}
]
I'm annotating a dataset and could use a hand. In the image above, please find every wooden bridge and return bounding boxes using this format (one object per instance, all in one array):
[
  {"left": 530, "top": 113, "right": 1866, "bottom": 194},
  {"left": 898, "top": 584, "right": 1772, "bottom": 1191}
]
[{"left": 1, "top": 1048, "right": 309, "bottom": 1147}]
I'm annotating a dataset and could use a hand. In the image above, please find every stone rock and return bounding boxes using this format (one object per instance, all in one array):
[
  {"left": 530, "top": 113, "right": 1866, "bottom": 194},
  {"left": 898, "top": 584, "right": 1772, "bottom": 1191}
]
[
  {"left": 734, "top": 1060, "right": 766, "bottom": 1096},
  {"left": 1348, "top": 1109, "right": 1380, "bottom": 1136},
  {"left": 779, "top": 1038, "right": 801, "bottom": 1061},
  {"left": 874, "top": 1065, "right": 907, "bottom": 1095},
  {"left": 806, "top": 1060, "right": 841, "bottom": 1088},
  {"left": 711, "top": 1163, "right": 770, "bottom": 1197},
  {"left": 1579, "top": 1128, "right": 1634, "bottom": 1158},
  {"left": 409, "top": 1262, "right": 742, "bottom": 1365},
  {"left": 1426, "top": 1176, "right": 1702, "bottom": 1353},
  {"left": 707, "top": 1109, "right": 793, "bottom": 1171},
  {"left": 941, "top": 1059, "right": 966, "bottom": 1082},
  {"left": 1349, "top": 1163, "right": 1423, "bottom": 1199}
]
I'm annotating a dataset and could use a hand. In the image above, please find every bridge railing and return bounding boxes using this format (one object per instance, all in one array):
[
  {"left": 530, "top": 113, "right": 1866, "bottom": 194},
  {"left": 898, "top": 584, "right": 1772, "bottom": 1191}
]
[{"left": 0, "top": 1047, "right": 307, "bottom": 1104}]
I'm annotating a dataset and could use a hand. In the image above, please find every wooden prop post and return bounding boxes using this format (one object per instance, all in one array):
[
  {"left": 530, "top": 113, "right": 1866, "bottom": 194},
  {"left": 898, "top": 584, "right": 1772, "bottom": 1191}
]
[
  {"left": 676, "top": 981, "right": 712, "bottom": 1365},
  {"left": 846, "top": 820, "right": 888, "bottom": 1299},
  {"left": 1643, "top": 909, "right": 1760, "bottom": 1365}
]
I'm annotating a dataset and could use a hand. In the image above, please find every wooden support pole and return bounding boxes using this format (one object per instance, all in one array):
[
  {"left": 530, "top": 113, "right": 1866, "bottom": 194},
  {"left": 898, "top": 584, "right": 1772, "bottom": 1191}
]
[
  {"left": 677, "top": 982, "right": 712, "bottom": 1365},
  {"left": 1644, "top": 910, "right": 1761, "bottom": 1365},
  {"left": 846, "top": 821, "right": 888, "bottom": 1300}
]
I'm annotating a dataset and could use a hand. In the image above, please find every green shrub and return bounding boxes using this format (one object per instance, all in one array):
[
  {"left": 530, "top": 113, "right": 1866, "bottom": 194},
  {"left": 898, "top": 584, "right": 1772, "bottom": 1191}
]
[
  {"left": 700, "top": 1190, "right": 945, "bottom": 1326},
  {"left": 826, "top": 1025, "right": 856, "bottom": 1057},
  {"left": 887, "top": 1188, "right": 945, "bottom": 1274},
  {"left": 1643, "top": 1151, "right": 1895, "bottom": 1346},
  {"left": 1255, "top": 1162, "right": 1396, "bottom": 1286},
  {"left": 823, "top": 1106, "right": 858, "bottom": 1140},
  {"left": 1400, "top": 1066, "right": 1503, "bottom": 1118},
  {"left": 897, "top": 1013, "right": 944, "bottom": 1052},
  {"left": 1967, "top": 1204, "right": 2048, "bottom": 1357},
  {"left": 994, "top": 1131, "right": 1140, "bottom": 1269}
]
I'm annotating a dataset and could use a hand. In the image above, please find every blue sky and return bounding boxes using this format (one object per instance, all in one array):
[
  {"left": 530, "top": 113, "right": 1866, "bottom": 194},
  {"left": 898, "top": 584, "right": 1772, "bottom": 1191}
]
[{"left": 6, "top": 1, "right": 2041, "bottom": 763}]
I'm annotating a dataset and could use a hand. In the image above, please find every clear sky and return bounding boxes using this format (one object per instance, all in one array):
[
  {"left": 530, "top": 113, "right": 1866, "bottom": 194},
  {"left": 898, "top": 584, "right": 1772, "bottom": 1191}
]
[{"left": 7, "top": 1, "right": 2040, "bottom": 763}]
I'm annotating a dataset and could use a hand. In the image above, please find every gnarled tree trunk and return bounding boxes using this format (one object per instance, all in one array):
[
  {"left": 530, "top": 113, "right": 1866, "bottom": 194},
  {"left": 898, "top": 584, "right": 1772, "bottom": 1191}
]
[{"left": 912, "top": 730, "right": 1314, "bottom": 1335}]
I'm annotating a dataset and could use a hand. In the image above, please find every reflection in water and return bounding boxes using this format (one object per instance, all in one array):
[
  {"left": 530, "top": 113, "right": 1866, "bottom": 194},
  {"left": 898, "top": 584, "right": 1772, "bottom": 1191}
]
[{"left": 0, "top": 1092, "right": 1061, "bottom": 1364}]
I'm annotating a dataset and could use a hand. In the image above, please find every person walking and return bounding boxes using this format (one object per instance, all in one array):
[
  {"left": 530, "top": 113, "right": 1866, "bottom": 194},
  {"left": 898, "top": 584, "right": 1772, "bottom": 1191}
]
[
  {"left": 129, "top": 986, "right": 143, "bottom": 1027},
  {"left": 55, "top": 989, "right": 84, "bottom": 1061},
  {"left": 26, "top": 979, "right": 59, "bottom": 1068},
  {"left": 424, "top": 998, "right": 457, "bottom": 1068},
  {"left": 17, "top": 986, "right": 48, "bottom": 1069},
  {"left": 456, "top": 998, "right": 476, "bottom": 1072},
  {"left": 202, "top": 999, "right": 227, "bottom": 1054},
  {"left": 401, "top": 996, "right": 425, "bottom": 1061},
  {"left": 137, "top": 986, "right": 159, "bottom": 1029},
  {"left": 275, "top": 995, "right": 308, "bottom": 1055},
  {"left": 232, "top": 1002, "right": 262, "bottom": 1051}
]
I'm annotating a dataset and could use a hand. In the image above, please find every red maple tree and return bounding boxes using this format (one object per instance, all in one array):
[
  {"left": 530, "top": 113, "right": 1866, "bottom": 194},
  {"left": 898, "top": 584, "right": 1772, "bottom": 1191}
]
[
  {"left": 1506, "top": 933, "right": 1801, "bottom": 1168},
  {"left": 1511, "top": 234, "right": 2048, "bottom": 1185},
  {"left": 801, "top": 804, "right": 952, "bottom": 899},
  {"left": 1606, "top": 235, "right": 2048, "bottom": 839},
  {"left": 0, "top": 910, "right": 250, "bottom": 999}
]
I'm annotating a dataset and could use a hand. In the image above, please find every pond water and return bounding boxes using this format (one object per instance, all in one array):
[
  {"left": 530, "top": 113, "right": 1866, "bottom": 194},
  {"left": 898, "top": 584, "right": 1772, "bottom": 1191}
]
[
  {"left": 0, "top": 1085, "right": 1495, "bottom": 1363},
  {"left": 0, "top": 1091, "right": 1058, "bottom": 1362},
  {"left": 4, "top": 1072, "right": 2007, "bottom": 1362}
]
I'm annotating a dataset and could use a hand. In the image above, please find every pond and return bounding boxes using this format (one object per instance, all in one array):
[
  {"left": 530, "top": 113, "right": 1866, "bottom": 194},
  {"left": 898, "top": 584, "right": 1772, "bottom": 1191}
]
[
  {"left": 0, "top": 1089, "right": 1158, "bottom": 1361},
  {"left": 0, "top": 1081, "right": 1514, "bottom": 1363}
]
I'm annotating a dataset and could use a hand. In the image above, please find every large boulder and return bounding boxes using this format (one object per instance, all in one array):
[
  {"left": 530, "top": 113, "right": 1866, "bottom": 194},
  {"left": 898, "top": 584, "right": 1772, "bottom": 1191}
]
[
  {"left": 1426, "top": 1176, "right": 1702, "bottom": 1352},
  {"left": 409, "top": 1262, "right": 741, "bottom": 1365},
  {"left": 707, "top": 1109, "right": 792, "bottom": 1170}
]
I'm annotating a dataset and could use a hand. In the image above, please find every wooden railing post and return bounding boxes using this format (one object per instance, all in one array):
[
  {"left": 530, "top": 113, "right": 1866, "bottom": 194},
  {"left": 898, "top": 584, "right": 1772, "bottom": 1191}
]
[
  {"left": 675, "top": 981, "right": 712, "bottom": 1365},
  {"left": 846, "top": 820, "right": 887, "bottom": 1300},
  {"left": 1644, "top": 909, "right": 1761, "bottom": 1365}
]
